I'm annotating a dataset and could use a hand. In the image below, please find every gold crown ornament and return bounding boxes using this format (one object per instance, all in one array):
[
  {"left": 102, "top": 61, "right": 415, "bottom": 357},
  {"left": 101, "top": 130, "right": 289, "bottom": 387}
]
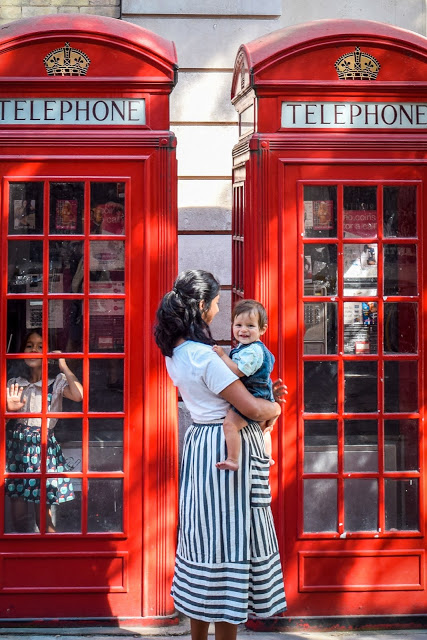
[
  {"left": 335, "top": 46, "right": 380, "bottom": 80},
  {"left": 43, "top": 42, "right": 91, "bottom": 76}
]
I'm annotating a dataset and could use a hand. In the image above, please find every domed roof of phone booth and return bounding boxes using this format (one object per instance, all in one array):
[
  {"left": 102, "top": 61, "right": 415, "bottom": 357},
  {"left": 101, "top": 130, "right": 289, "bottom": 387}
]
[
  {"left": 0, "top": 13, "right": 178, "bottom": 81},
  {"left": 232, "top": 18, "right": 427, "bottom": 98}
]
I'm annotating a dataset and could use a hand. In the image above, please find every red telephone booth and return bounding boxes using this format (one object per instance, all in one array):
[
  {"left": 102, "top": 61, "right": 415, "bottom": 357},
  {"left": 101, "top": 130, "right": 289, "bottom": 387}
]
[
  {"left": 232, "top": 19, "right": 427, "bottom": 623},
  {"left": 0, "top": 15, "right": 178, "bottom": 624}
]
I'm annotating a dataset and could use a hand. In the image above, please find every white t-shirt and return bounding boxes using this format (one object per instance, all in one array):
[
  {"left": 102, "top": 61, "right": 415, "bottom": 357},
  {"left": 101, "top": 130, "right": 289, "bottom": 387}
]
[{"left": 166, "top": 341, "right": 238, "bottom": 424}]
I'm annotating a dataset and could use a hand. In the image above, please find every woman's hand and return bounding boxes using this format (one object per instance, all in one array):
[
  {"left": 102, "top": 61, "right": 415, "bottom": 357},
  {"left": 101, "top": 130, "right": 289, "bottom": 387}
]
[
  {"left": 6, "top": 383, "right": 25, "bottom": 411},
  {"left": 272, "top": 378, "right": 288, "bottom": 405}
]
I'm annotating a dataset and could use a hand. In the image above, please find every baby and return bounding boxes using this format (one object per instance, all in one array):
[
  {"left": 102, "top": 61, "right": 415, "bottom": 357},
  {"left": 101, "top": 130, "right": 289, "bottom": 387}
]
[{"left": 213, "top": 299, "right": 275, "bottom": 470}]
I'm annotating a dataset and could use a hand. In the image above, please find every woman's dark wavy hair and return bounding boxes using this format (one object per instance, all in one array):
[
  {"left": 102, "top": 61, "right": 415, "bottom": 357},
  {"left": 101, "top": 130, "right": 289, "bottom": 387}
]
[{"left": 154, "top": 270, "right": 220, "bottom": 356}]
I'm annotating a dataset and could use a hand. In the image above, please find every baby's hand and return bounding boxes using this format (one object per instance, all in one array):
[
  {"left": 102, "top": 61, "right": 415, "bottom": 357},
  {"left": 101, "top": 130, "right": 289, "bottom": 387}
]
[{"left": 213, "top": 345, "right": 225, "bottom": 358}]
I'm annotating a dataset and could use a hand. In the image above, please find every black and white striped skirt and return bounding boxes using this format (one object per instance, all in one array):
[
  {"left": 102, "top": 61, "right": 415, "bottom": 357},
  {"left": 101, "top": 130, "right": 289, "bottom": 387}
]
[{"left": 171, "top": 421, "right": 287, "bottom": 624}]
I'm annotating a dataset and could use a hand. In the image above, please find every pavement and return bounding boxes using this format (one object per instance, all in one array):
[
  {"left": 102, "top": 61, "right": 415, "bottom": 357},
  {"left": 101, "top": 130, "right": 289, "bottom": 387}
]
[{"left": 0, "top": 622, "right": 427, "bottom": 640}]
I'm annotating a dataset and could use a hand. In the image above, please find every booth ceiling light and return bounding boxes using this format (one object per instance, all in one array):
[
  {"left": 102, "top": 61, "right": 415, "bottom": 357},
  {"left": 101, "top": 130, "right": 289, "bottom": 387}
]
[{"left": 43, "top": 42, "right": 91, "bottom": 76}]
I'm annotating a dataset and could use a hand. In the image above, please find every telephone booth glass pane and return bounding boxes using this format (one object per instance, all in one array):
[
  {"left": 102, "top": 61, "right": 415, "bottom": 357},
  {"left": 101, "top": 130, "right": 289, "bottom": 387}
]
[
  {"left": 4, "top": 177, "right": 126, "bottom": 536},
  {"left": 9, "top": 182, "right": 43, "bottom": 235},
  {"left": 301, "top": 180, "right": 420, "bottom": 537},
  {"left": 303, "top": 186, "right": 337, "bottom": 238}
]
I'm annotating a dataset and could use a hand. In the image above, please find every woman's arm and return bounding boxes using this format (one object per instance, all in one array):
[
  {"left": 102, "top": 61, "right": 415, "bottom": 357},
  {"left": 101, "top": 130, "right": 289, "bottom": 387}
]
[{"left": 219, "top": 379, "right": 281, "bottom": 424}]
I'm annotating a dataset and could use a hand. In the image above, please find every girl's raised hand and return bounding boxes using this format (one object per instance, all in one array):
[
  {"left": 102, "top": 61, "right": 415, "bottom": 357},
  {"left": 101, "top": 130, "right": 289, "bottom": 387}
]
[
  {"left": 51, "top": 350, "right": 67, "bottom": 372},
  {"left": 6, "top": 383, "right": 25, "bottom": 411}
]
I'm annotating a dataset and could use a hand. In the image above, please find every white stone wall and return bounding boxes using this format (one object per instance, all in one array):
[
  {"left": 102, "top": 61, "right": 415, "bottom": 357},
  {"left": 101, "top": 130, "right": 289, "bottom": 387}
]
[
  {"left": 0, "top": 0, "right": 120, "bottom": 23},
  {"left": 122, "top": 0, "right": 427, "bottom": 340}
]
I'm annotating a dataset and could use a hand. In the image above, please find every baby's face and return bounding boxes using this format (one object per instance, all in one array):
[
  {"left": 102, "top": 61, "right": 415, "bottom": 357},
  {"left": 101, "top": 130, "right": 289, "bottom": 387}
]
[{"left": 232, "top": 312, "right": 266, "bottom": 345}]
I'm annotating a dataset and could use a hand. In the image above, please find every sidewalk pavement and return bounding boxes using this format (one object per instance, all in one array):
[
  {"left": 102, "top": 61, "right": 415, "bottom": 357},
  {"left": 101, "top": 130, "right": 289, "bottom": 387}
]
[{"left": 1, "top": 623, "right": 427, "bottom": 640}]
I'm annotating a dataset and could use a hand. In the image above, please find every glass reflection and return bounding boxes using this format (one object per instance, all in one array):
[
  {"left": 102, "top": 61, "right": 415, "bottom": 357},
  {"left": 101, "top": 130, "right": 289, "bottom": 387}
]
[
  {"left": 344, "top": 361, "right": 377, "bottom": 413},
  {"left": 89, "top": 419, "right": 123, "bottom": 472},
  {"left": 49, "top": 241, "right": 84, "bottom": 293},
  {"left": 89, "top": 299, "right": 124, "bottom": 352},
  {"left": 345, "top": 479, "right": 378, "bottom": 531},
  {"left": 383, "top": 186, "right": 417, "bottom": 238},
  {"left": 384, "top": 244, "right": 417, "bottom": 296},
  {"left": 9, "top": 182, "right": 43, "bottom": 235},
  {"left": 89, "top": 359, "right": 123, "bottom": 412},
  {"left": 384, "top": 361, "right": 418, "bottom": 413},
  {"left": 304, "top": 244, "right": 337, "bottom": 295},
  {"left": 384, "top": 420, "right": 418, "bottom": 471},
  {"left": 7, "top": 300, "right": 42, "bottom": 353},
  {"left": 304, "top": 303, "right": 337, "bottom": 355},
  {"left": 90, "top": 182, "right": 125, "bottom": 235},
  {"left": 344, "top": 301, "right": 377, "bottom": 354},
  {"left": 49, "top": 183, "right": 84, "bottom": 234},
  {"left": 304, "top": 479, "right": 337, "bottom": 532},
  {"left": 344, "top": 420, "right": 378, "bottom": 472},
  {"left": 8, "top": 240, "right": 43, "bottom": 293},
  {"left": 384, "top": 303, "right": 417, "bottom": 354},
  {"left": 303, "top": 185, "right": 337, "bottom": 238},
  {"left": 343, "top": 244, "right": 377, "bottom": 296},
  {"left": 88, "top": 478, "right": 123, "bottom": 532},
  {"left": 343, "top": 186, "right": 377, "bottom": 238},
  {"left": 90, "top": 240, "right": 124, "bottom": 293},
  {"left": 304, "top": 361, "right": 337, "bottom": 413},
  {"left": 385, "top": 479, "right": 418, "bottom": 531},
  {"left": 304, "top": 420, "right": 337, "bottom": 473}
]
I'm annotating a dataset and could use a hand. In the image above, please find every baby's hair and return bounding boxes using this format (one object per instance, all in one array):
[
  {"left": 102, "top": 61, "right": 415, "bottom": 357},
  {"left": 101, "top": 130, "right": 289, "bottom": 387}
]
[{"left": 232, "top": 299, "right": 268, "bottom": 330}]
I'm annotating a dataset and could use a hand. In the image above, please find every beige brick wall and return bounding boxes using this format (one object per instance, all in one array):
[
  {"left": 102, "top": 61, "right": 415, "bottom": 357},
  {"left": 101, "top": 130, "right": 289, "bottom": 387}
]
[{"left": 0, "top": 0, "right": 120, "bottom": 24}]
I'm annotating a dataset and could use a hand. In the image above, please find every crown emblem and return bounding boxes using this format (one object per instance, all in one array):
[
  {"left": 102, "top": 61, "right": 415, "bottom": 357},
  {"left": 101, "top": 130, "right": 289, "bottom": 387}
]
[
  {"left": 335, "top": 46, "right": 380, "bottom": 80},
  {"left": 43, "top": 42, "right": 91, "bottom": 76}
]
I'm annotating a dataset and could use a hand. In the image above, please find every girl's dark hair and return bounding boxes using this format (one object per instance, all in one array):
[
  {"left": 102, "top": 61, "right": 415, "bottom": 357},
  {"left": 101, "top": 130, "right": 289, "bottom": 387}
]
[
  {"left": 154, "top": 270, "right": 220, "bottom": 356},
  {"left": 20, "top": 328, "right": 42, "bottom": 352}
]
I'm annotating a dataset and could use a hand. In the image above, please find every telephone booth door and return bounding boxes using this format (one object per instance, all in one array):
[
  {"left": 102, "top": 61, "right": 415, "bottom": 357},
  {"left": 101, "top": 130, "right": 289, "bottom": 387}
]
[
  {"left": 0, "top": 160, "right": 147, "bottom": 619},
  {"left": 231, "top": 19, "right": 427, "bottom": 622},
  {"left": 281, "top": 163, "right": 426, "bottom": 617}
]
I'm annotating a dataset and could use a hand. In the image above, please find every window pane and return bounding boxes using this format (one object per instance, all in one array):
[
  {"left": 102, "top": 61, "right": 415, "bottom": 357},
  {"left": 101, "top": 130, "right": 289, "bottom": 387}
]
[
  {"left": 344, "top": 301, "right": 377, "bottom": 354},
  {"left": 8, "top": 240, "right": 43, "bottom": 293},
  {"left": 88, "top": 478, "right": 123, "bottom": 532},
  {"left": 89, "top": 299, "right": 124, "bottom": 352},
  {"left": 383, "top": 186, "right": 417, "bottom": 238},
  {"left": 345, "top": 479, "right": 378, "bottom": 531},
  {"left": 384, "top": 303, "right": 417, "bottom": 354},
  {"left": 304, "top": 302, "right": 337, "bottom": 354},
  {"left": 49, "top": 299, "right": 83, "bottom": 353},
  {"left": 7, "top": 299, "right": 43, "bottom": 353},
  {"left": 90, "top": 182, "right": 125, "bottom": 235},
  {"left": 384, "top": 244, "right": 417, "bottom": 296},
  {"left": 304, "top": 479, "right": 337, "bottom": 532},
  {"left": 89, "top": 359, "right": 123, "bottom": 412},
  {"left": 304, "top": 361, "right": 337, "bottom": 413},
  {"left": 89, "top": 418, "right": 123, "bottom": 472},
  {"left": 344, "top": 243, "right": 377, "bottom": 296},
  {"left": 385, "top": 479, "right": 418, "bottom": 531},
  {"left": 344, "top": 420, "right": 378, "bottom": 472},
  {"left": 90, "top": 240, "right": 125, "bottom": 293},
  {"left": 304, "top": 420, "right": 337, "bottom": 473},
  {"left": 384, "top": 420, "right": 418, "bottom": 471},
  {"left": 304, "top": 244, "right": 337, "bottom": 295},
  {"left": 49, "top": 182, "right": 84, "bottom": 234},
  {"left": 344, "top": 361, "right": 377, "bottom": 413},
  {"left": 303, "top": 185, "right": 337, "bottom": 238},
  {"left": 9, "top": 182, "right": 43, "bottom": 235},
  {"left": 343, "top": 186, "right": 377, "bottom": 238},
  {"left": 49, "top": 240, "right": 84, "bottom": 293},
  {"left": 384, "top": 361, "right": 418, "bottom": 413},
  {"left": 4, "top": 479, "right": 40, "bottom": 533}
]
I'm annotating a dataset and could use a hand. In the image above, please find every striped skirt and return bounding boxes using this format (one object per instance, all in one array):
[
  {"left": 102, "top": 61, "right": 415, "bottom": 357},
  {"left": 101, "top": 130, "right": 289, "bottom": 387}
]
[{"left": 171, "top": 421, "right": 287, "bottom": 624}]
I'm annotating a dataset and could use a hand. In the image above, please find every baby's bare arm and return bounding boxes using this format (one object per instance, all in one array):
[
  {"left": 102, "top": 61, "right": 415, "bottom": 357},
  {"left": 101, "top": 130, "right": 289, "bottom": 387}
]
[{"left": 212, "top": 345, "right": 244, "bottom": 377}]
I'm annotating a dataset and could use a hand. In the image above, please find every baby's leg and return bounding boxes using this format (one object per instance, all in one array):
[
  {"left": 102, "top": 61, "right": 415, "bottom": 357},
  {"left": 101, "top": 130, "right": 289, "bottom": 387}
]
[{"left": 216, "top": 409, "right": 247, "bottom": 471}]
